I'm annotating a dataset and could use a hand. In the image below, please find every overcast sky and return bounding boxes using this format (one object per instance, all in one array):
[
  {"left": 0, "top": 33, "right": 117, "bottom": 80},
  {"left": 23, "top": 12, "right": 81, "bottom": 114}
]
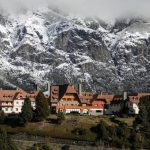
[{"left": 0, "top": 0, "right": 150, "bottom": 21}]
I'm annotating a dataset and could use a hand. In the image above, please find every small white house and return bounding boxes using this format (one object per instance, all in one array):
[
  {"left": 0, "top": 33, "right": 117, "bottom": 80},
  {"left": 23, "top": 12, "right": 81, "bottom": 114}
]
[{"left": 126, "top": 101, "right": 140, "bottom": 115}]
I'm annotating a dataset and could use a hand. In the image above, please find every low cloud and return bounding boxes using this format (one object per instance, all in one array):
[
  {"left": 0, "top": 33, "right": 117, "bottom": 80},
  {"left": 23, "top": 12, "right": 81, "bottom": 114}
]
[{"left": 0, "top": 0, "right": 150, "bottom": 22}]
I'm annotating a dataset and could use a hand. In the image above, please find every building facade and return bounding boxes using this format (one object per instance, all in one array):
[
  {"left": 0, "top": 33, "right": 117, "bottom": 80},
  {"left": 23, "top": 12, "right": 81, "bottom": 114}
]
[
  {"left": 0, "top": 88, "right": 38, "bottom": 114},
  {"left": 49, "top": 84, "right": 150, "bottom": 116},
  {"left": 50, "top": 84, "right": 106, "bottom": 116}
]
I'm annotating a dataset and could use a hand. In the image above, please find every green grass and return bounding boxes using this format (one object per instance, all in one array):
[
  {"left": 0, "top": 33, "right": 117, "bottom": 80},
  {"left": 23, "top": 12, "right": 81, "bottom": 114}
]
[
  {"left": 0, "top": 115, "right": 135, "bottom": 142},
  {"left": 116, "top": 117, "right": 134, "bottom": 126}
]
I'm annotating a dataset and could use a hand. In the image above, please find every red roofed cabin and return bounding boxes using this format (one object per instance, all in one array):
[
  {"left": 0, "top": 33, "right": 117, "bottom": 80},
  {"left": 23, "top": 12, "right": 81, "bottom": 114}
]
[{"left": 49, "top": 84, "right": 105, "bottom": 115}]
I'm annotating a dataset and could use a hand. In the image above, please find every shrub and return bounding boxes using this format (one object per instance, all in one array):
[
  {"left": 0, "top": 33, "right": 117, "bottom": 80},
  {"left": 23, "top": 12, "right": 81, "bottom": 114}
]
[
  {"left": 72, "top": 128, "right": 86, "bottom": 136},
  {"left": 57, "top": 111, "right": 65, "bottom": 124},
  {"left": 62, "top": 145, "right": 70, "bottom": 150},
  {"left": 27, "top": 143, "right": 51, "bottom": 150}
]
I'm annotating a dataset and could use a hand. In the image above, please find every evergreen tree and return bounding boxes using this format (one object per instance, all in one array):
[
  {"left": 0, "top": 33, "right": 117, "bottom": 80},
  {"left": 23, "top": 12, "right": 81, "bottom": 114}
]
[
  {"left": 35, "top": 91, "right": 49, "bottom": 121},
  {"left": 0, "top": 111, "right": 5, "bottom": 124},
  {"left": 57, "top": 110, "right": 65, "bottom": 124},
  {"left": 0, "top": 127, "right": 18, "bottom": 150},
  {"left": 97, "top": 121, "right": 109, "bottom": 140},
  {"left": 135, "top": 96, "right": 150, "bottom": 127},
  {"left": 21, "top": 97, "right": 33, "bottom": 123}
]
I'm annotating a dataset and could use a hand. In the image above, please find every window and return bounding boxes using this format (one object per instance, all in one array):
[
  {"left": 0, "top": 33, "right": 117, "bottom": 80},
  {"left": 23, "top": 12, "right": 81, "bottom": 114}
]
[
  {"left": 16, "top": 108, "right": 18, "bottom": 111},
  {"left": 5, "top": 108, "right": 8, "bottom": 111},
  {"left": 96, "top": 110, "right": 102, "bottom": 113}
]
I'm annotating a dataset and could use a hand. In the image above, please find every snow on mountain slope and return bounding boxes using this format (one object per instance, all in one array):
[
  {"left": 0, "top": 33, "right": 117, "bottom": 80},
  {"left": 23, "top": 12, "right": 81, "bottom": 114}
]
[{"left": 0, "top": 8, "right": 150, "bottom": 92}]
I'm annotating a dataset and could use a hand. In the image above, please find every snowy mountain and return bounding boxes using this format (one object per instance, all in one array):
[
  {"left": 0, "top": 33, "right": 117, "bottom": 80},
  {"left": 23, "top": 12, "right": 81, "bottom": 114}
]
[{"left": 0, "top": 8, "right": 150, "bottom": 93}]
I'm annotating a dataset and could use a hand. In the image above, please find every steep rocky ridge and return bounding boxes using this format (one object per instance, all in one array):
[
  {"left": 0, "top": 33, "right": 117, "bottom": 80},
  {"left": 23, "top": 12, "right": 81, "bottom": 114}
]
[{"left": 0, "top": 9, "right": 150, "bottom": 93}]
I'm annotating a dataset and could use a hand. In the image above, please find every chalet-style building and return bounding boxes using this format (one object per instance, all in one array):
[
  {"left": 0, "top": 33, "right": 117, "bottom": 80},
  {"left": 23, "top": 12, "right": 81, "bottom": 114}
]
[
  {"left": 0, "top": 88, "right": 38, "bottom": 114},
  {"left": 50, "top": 84, "right": 105, "bottom": 116},
  {"left": 49, "top": 84, "right": 150, "bottom": 116}
]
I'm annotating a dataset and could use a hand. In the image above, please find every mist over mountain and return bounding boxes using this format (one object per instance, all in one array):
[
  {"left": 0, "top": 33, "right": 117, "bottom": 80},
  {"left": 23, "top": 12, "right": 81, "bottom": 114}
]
[
  {"left": 0, "top": 2, "right": 150, "bottom": 92},
  {"left": 0, "top": 0, "right": 150, "bottom": 22}
]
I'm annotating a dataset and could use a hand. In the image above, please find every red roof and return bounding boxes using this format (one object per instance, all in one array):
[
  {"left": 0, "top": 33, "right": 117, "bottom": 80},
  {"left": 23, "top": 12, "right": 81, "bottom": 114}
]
[
  {"left": 92, "top": 100, "right": 105, "bottom": 106},
  {"left": 56, "top": 105, "right": 104, "bottom": 110},
  {"left": 94, "top": 94, "right": 114, "bottom": 104},
  {"left": 0, "top": 89, "right": 38, "bottom": 102},
  {"left": 0, "top": 90, "right": 18, "bottom": 102},
  {"left": 128, "top": 93, "right": 150, "bottom": 104}
]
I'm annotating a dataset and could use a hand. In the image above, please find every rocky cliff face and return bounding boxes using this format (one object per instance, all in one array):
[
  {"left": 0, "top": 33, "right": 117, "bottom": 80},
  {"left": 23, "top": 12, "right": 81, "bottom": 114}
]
[{"left": 0, "top": 8, "right": 150, "bottom": 93}]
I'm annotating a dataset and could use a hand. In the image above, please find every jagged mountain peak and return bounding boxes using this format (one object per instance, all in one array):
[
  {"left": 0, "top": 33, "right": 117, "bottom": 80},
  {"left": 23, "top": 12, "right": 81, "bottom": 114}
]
[{"left": 0, "top": 8, "right": 150, "bottom": 93}]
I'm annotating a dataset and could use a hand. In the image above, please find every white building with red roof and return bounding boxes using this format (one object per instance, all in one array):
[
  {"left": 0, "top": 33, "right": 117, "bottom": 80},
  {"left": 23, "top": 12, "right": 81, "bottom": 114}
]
[{"left": 0, "top": 88, "right": 38, "bottom": 114}]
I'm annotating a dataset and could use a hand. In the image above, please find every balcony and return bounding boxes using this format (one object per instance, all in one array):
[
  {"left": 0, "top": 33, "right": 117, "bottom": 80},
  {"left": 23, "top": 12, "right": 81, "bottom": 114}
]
[
  {"left": 52, "top": 91, "right": 58, "bottom": 94},
  {"left": 0, "top": 103, "right": 13, "bottom": 107}
]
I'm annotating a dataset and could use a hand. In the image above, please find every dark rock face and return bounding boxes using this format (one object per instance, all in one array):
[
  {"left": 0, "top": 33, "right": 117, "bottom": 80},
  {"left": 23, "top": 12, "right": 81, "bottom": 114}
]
[
  {"left": 54, "top": 28, "right": 111, "bottom": 62},
  {"left": 0, "top": 10, "right": 150, "bottom": 93}
]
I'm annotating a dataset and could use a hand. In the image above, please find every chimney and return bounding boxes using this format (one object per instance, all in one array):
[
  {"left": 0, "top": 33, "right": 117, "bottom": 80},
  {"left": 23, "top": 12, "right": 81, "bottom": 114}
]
[
  {"left": 47, "top": 82, "right": 51, "bottom": 97},
  {"left": 16, "top": 87, "right": 20, "bottom": 91},
  {"left": 123, "top": 92, "right": 127, "bottom": 100},
  {"left": 36, "top": 84, "right": 40, "bottom": 91},
  {"left": 78, "top": 84, "right": 82, "bottom": 96}
]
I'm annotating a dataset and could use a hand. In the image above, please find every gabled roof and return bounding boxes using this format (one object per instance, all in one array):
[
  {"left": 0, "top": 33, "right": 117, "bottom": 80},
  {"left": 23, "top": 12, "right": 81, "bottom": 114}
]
[
  {"left": 79, "top": 92, "right": 93, "bottom": 104},
  {"left": 96, "top": 94, "right": 114, "bottom": 100},
  {"left": 0, "top": 89, "right": 38, "bottom": 102},
  {"left": 55, "top": 84, "right": 78, "bottom": 100},
  {"left": 0, "top": 90, "right": 19, "bottom": 102},
  {"left": 93, "top": 94, "right": 114, "bottom": 104},
  {"left": 16, "top": 90, "right": 38, "bottom": 101}
]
